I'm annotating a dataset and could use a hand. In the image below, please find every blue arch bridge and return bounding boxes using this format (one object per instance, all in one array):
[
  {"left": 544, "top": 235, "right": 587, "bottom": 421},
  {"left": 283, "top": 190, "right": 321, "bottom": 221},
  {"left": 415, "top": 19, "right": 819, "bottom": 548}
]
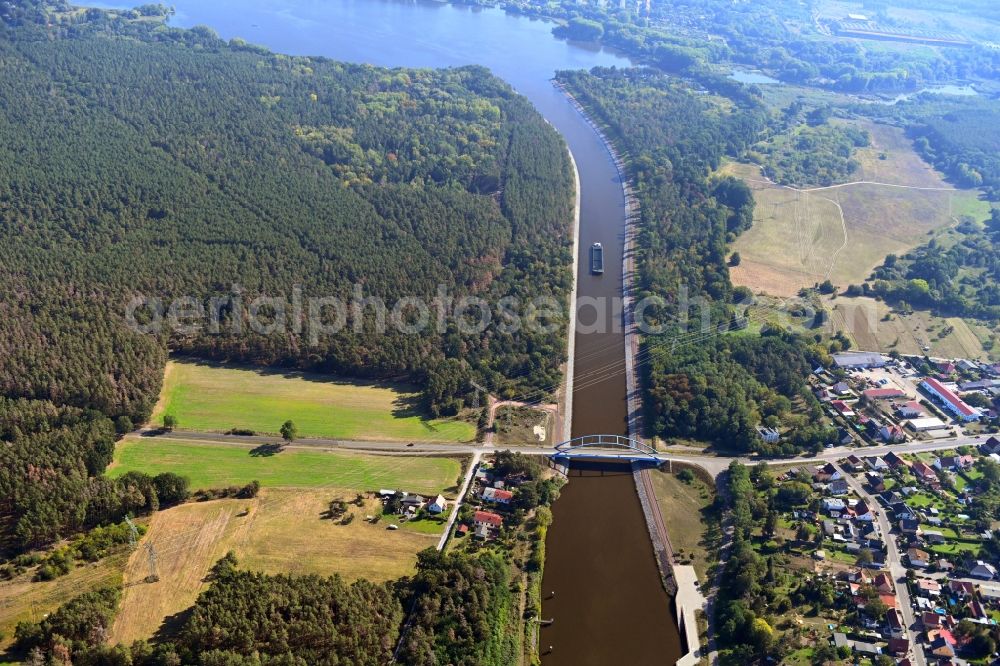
[{"left": 549, "top": 434, "right": 661, "bottom": 466}]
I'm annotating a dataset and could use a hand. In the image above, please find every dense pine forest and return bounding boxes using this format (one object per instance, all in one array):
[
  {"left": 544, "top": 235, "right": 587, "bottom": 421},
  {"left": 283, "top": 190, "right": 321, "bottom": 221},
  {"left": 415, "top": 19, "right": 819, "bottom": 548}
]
[
  {"left": 0, "top": 3, "right": 573, "bottom": 552},
  {"left": 13, "top": 549, "right": 516, "bottom": 665},
  {"left": 557, "top": 68, "right": 835, "bottom": 454}
]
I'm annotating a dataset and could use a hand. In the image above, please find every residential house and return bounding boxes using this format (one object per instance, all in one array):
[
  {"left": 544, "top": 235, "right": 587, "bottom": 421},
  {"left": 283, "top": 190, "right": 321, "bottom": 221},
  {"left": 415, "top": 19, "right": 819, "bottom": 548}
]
[
  {"left": 879, "top": 424, "right": 907, "bottom": 443},
  {"left": 911, "top": 461, "right": 938, "bottom": 484},
  {"left": 957, "top": 359, "right": 979, "bottom": 373},
  {"left": 969, "top": 560, "right": 997, "bottom": 580},
  {"left": 907, "top": 547, "right": 930, "bottom": 568},
  {"left": 890, "top": 500, "right": 917, "bottom": 521},
  {"left": 873, "top": 571, "right": 894, "bottom": 594},
  {"left": 936, "top": 361, "right": 957, "bottom": 376},
  {"left": 864, "top": 471, "right": 886, "bottom": 492},
  {"left": 829, "top": 478, "right": 849, "bottom": 495},
  {"left": 473, "top": 510, "right": 503, "bottom": 533},
  {"left": 866, "top": 456, "right": 889, "bottom": 471},
  {"left": 949, "top": 580, "right": 976, "bottom": 598},
  {"left": 482, "top": 487, "right": 513, "bottom": 504},
  {"left": 756, "top": 426, "right": 780, "bottom": 444},
  {"left": 402, "top": 494, "right": 426, "bottom": 512},
  {"left": 831, "top": 400, "right": 856, "bottom": 417},
  {"left": 899, "top": 518, "right": 922, "bottom": 536},
  {"left": 886, "top": 609, "right": 905, "bottom": 638},
  {"left": 815, "top": 463, "right": 842, "bottom": 482},
  {"left": 924, "top": 530, "right": 946, "bottom": 545},
  {"left": 844, "top": 454, "right": 863, "bottom": 471},
  {"left": 934, "top": 455, "right": 973, "bottom": 471},
  {"left": 980, "top": 436, "right": 1000, "bottom": 455},
  {"left": 928, "top": 629, "right": 957, "bottom": 658},
  {"left": 967, "top": 599, "right": 990, "bottom": 623},
  {"left": 822, "top": 498, "right": 847, "bottom": 513},
  {"left": 832, "top": 381, "right": 852, "bottom": 396},
  {"left": 895, "top": 401, "right": 925, "bottom": 419},
  {"left": 916, "top": 578, "right": 941, "bottom": 598},
  {"left": 887, "top": 637, "right": 909, "bottom": 656},
  {"left": 883, "top": 451, "right": 910, "bottom": 470},
  {"left": 937, "top": 558, "right": 955, "bottom": 573},
  {"left": 428, "top": 495, "right": 447, "bottom": 514},
  {"left": 854, "top": 500, "right": 875, "bottom": 522},
  {"left": 921, "top": 611, "right": 944, "bottom": 629}
]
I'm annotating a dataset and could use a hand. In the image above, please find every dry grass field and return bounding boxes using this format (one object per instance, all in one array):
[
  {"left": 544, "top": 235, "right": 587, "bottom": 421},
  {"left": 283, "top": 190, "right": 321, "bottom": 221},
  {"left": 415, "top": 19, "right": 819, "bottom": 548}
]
[
  {"left": 727, "top": 122, "right": 988, "bottom": 297},
  {"left": 826, "top": 295, "right": 998, "bottom": 361},
  {"left": 110, "top": 489, "right": 441, "bottom": 645},
  {"left": 648, "top": 468, "right": 717, "bottom": 581},
  {"left": 0, "top": 555, "right": 126, "bottom": 653}
]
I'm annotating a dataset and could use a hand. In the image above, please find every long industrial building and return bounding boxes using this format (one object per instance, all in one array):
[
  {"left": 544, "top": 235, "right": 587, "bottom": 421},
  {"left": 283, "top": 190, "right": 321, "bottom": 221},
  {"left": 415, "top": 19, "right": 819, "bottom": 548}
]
[{"left": 920, "top": 377, "right": 981, "bottom": 422}]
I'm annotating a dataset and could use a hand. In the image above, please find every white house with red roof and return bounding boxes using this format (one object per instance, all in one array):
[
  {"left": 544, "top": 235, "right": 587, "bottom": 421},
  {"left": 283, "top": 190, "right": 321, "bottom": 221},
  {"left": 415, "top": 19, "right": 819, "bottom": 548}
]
[
  {"left": 481, "top": 487, "right": 513, "bottom": 504},
  {"left": 473, "top": 510, "right": 503, "bottom": 532},
  {"left": 921, "top": 377, "right": 981, "bottom": 422}
]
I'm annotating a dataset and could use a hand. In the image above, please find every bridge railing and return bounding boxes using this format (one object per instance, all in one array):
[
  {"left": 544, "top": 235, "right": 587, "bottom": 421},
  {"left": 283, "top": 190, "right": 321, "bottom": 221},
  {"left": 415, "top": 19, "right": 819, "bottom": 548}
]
[{"left": 552, "top": 434, "right": 658, "bottom": 458}]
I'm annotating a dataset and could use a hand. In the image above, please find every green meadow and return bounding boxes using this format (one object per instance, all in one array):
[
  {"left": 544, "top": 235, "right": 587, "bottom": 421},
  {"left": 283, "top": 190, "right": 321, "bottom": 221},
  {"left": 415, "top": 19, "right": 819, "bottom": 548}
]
[
  {"left": 152, "top": 360, "right": 476, "bottom": 442},
  {"left": 110, "top": 437, "right": 462, "bottom": 495}
]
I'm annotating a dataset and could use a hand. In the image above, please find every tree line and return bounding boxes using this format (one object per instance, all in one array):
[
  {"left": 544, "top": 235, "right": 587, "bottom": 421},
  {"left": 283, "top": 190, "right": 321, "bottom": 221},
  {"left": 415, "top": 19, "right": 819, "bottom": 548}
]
[{"left": 557, "top": 67, "right": 833, "bottom": 454}]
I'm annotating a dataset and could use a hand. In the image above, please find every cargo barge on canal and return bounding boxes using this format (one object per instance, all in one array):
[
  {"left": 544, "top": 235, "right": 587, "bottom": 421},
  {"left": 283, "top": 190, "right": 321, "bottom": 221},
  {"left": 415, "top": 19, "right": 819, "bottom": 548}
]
[{"left": 590, "top": 242, "right": 604, "bottom": 275}]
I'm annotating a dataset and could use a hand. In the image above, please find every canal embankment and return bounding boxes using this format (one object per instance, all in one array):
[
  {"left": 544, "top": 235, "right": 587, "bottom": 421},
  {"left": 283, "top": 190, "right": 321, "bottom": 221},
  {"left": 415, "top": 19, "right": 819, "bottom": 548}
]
[
  {"left": 555, "top": 79, "right": 708, "bottom": 665},
  {"left": 560, "top": 145, "right": 581, "bottom": 445}
]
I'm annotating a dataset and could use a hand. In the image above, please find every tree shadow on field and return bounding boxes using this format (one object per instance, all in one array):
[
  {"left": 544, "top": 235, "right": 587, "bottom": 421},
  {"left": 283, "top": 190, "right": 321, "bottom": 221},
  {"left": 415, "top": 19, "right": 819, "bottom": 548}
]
[
  {"left": 152, "top": 606, "right": 194, "bottom": 643},
  {"left": 391, "top": 393, "right": 440, "bottom": 432},
  {"left": 174, "top": 355, "right": 418, "bottom": 394},
  {"left": 249, "top": 442, "right": 284, "bottom": 457}
]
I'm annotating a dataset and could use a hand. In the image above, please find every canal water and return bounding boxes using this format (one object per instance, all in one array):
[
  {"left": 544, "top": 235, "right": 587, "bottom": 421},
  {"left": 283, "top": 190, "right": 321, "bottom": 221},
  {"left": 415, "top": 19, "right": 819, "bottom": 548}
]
[{"left": 125, "top": 0, "right": 682, "bottom": 660}]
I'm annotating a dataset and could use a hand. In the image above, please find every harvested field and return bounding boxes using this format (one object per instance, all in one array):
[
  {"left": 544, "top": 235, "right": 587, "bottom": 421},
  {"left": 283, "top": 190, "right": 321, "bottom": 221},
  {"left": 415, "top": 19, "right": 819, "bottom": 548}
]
[
  {"left": 827, "top": 296, "right": 998, "bottom": 361},
  {"left": 110, "top": 489, "right": 440, "bottom": 645}
]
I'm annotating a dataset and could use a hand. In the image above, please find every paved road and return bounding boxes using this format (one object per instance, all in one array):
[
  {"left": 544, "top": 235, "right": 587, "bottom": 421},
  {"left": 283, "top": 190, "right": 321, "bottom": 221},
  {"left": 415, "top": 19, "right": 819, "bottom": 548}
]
[
  {"left": 837, "top": 463, "right": 927, "bottom": 666},
  {"left": 437, "top": 450, "right": 481, "bottom": 551},
  {"left": 136, "top": 428, "right": 990, "bottom": 481}
]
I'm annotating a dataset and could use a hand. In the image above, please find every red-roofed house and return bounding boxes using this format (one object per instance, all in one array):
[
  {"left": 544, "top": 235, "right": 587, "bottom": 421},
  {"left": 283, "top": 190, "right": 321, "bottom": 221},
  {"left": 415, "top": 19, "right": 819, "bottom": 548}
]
[
  {"left": 474, "top": 510, "right": 503, "bottom": 529},
  {"left": 873, "top": 572, "right": 894, "bottom": 594},
  {"left": 482, "top": 487, "right": 513, "bottom": 504},
  {"left": 887, "top": 637, "right": 909, "bottom": 656},
  {"left": 912, "top": 461, "right": 938, "bottom": 483},
  {"left": 921, "top": 377, "right": 981, "bottom": 422},
  {"left": 831, "top": 400, "right": 856, "bottom": 417},
  {"left": 949, "top": 580, "right": 975, "bottom": 598},
  {"left": 896, "top": 401, "right": 925, "bottom": 419},
  {"left": 880, "top": 424, "right": 907, "bottom": 443},
  {"left": 922, "top": 611, "right": 943, "bottom": 629},
  {"left": 863, "top": 387, "right": 907, "bottom": 401}
]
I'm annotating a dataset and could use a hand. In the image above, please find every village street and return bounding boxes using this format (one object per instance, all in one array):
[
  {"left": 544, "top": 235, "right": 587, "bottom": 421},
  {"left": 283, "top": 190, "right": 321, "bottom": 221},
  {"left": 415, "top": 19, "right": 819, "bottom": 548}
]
[{"left": 837, "top": 463, "right": 927, "bottom": 666}]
